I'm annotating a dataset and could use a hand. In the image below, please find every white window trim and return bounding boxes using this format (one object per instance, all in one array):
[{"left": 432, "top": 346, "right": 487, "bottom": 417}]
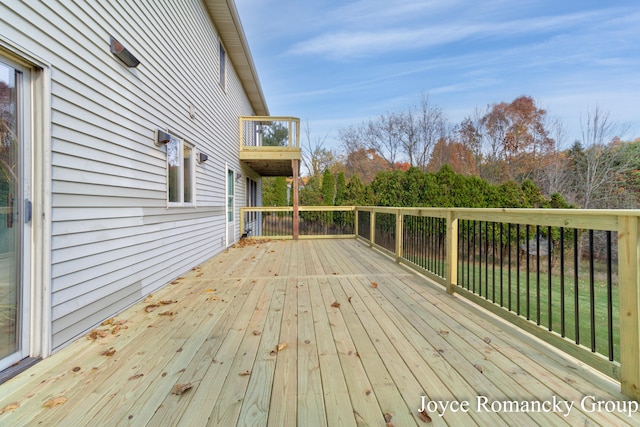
[{"left": 166, "top": 136, "right": 196, "bottom": 207}]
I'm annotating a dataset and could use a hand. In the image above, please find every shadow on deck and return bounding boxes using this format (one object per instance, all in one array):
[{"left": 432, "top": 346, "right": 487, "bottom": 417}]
[{"left": 0, "top": 239, "right": 638, "bottom": 426}]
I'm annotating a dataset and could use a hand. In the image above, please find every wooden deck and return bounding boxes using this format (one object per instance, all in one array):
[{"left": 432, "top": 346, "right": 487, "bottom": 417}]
[{"left": 1, "top": 239, "right": 638, "bottom": 426}]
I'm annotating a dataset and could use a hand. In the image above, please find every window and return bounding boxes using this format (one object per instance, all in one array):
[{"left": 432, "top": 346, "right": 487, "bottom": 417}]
[
  {"left": 219, "top": 42, "right": 226, "bottom": 90},
  {"left": 167, "top": 135, "right": 195, "bottom": 206}
]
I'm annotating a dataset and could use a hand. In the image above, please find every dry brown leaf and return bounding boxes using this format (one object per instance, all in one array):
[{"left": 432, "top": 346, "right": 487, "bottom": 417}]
[
  {"left": 87, "top": 329, "right": 107, "bottom": 340},
  {"left": 111, "top": 325, "right": 121, "bottom": 335},
  {"left": 0, "top": 402, "right": 20, "bottom": 414},
  {"left": 43, "top": 396, "right": 68, "bottom": 408},
  {"left": 160, "top": 300, "right": 177, "bottom": 305},
  {"left": 474, "top": 364, "right": 484, "bottom": 373},
  {"left": 365, "top": 390, "right": 372, "bottom": 396},
  {"left": 331, "top": 301, "right": 341, "bottom": 308},
  {"left": 384, "top": 413, "right": 393, "bottom": 422},
  {"left": 128, "top": 374, "right": 144, "bottom": 380},
  {"left": 277, "top": 342, "right": 288, "bottom": 351},
  {"left": 171, "top": 383, "right": 193, "bottom": 395},
  {"left": 170, "top": 280, "right": 180, "bottom": 284},
  {"left": 418, "top": 409, "right": 432, "bottom": 423},
  {"left": 204, "top": 288, "right": 215, "bottom": 293},
  {"left": 239, "top": 370, "right": 251, "bottom": 376},
  {"left": 348, "top": 296, "right": 353, "bottom": 303},
  {"left": 143, "top": 294, "right": 154, "bottom": 302},
  {"left": 101, "top": 318, "right": 114, "bottom": 326},
  {"left": 439, "top": 330, "right": 449, "bottom": 335},
  {"left": 252, "top": 330, "right": 261, "bottom": 336},
  {"left": 100, "top": 347, "right": 116, "bottom": 357},
  {"left": 72, "top": 367, "right": 81, "bottom": 372},
  {"left": 207, "top": 296, "right": 218, "bottom": 301},
  {"left": 371, "top": 281, "right": 378, "bottom": 288},
  {"left": 483, "top": 337, "right": 492, "bottom": 344},
  {"left": 144, "top": 304, "right": 159, "bottom": 312},
  {"left": 159, "top": 311, "right": 177, "bottom": 316}
]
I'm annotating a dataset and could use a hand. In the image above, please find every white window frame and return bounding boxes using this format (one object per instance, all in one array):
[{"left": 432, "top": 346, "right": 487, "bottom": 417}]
[{"left": 166, "top": 136, "right": 196, "bottom": 207}]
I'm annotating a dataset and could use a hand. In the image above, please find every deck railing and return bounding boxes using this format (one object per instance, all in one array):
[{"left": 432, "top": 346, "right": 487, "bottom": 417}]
[
  {"left": 239, "top": 116, "right": 300, "bottom": 149},
  {"left": 241, "top": 206, "right": 640, "bottom": 401},
  {"left": 240, "top": 206, "right": 355, "bottom": 239}
]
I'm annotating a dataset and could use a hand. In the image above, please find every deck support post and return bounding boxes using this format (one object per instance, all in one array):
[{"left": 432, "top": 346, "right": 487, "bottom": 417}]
[
  {"left": 446, "top": 211, "right": 458, "bottom": 295},
  {"left": 618, "top": 216, "right": 640, "bottom": 401},
  {"left": 292, "top": 159, "right": 299, "bottom": 240}
]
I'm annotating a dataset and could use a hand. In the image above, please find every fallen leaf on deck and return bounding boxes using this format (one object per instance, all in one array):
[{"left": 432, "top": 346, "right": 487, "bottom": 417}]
[
  {"left": 43, "top": 396, "right": 68, "bottom": 408},
  {"left": 371, "top": 281, "right": 378, "bottom": 288},
  {"left": 204, "top": 288, "right": 215, "bottom": 293},
  {"left": 171, "top": 280, "right": 180, "bottom": 284},
  {"left": 144, "top": 304, "right": 159, "bottom": 312},
  {"left": 483, "top": 337, "right": 491, "bottom": 344},
  {"left": 365, "top": 390, "right": 371, "bottom": 396},
  {"left": 474, "top": 364, "right": 483, "bottom": 373},
  {"left": 196, "top": 273, "right": 204, "bottom": 277},
  {"left": 72, "top": 367, "right": 81, "bottom": 372},
  {"left": 252, "top": 330, "right": 261, "bottom": 336},
  {"left": 171, "top": 383, "right": 193, "bottom": 395},
  {"left": 101, "top": 318, "right": 114, "bottom": 326},
  {"left": 331, "top": 301, "right": 341, "bottom": 308},
  {"left": 87, "top": 329, "right": 107, "bottom": 340},
  {"left": 384, "top": 413, "right": 393, "bottom": 422},
  {"left": 129, "top": 374, "right": 144, "bottom": 380},
  {"left": 439, "top": 330, "right": 449, "bottom": 335},
  {"left": 1, "top": 402, "right": 20, "bottom": 414},
  {"left": 160, "top": 300, "right": 177, "bottom": 305},
  {"left": 159, "top": 311, "right": 177, "bottom": 316},
  {"left": 208, "top": 297, "right": 218, "bottom": 301},
  {"left": 348, "top": 296, "right": 353, "bottom": 303},
  {"left": 418, "top": 409, "right": 432, "bottom": 423},
  {"left": 111, "top": 325, "right": 121, "bottom": 335},
  {"left": 100, "top": 347, "right": 116, "bottom": 357},
  {"left": 239, "top": 370, "right": 251, "bottom": 376},
  {"left": 277, "top": 342, "right": 288, "bottom": 351}
]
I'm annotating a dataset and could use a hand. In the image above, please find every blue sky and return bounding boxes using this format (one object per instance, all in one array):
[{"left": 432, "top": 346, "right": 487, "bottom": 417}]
[{"left": 235, "top": 0, "right": 640, "bottom": 152}]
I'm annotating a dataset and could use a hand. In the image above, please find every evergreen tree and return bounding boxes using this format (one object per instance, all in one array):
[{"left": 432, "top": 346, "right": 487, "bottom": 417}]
[
  {"left": 321, "top": 168, "right": 335, "bottom": 206},
  {"left": 335, "top": 172, "right": 347, "bottom": 206}
]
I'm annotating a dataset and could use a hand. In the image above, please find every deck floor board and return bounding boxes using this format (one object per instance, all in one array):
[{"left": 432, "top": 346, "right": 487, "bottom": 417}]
[{"left": 1, "top": 239, "right": 638, "bottom": 426}]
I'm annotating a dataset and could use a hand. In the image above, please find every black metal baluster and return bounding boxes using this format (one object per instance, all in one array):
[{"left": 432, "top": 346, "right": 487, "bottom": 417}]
[
  {"left": 589, "top": 229, "right": 596, "bottom": 353},
  {"left": 606, "top": 230, "right": 614, "bottom": 361},
  {"left": 560, "top": 228, "right": 565, "bottom": 338}
]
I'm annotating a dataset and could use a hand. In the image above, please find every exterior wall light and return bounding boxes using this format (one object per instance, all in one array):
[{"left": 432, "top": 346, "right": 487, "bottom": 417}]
[
  {"left": 156, "top": 129, "right": 171, "bottom": 146},
  {"left": 110, "top": 36, "right": 140, "bottom": 68},
  {"left": 198, "top": 152, "right": 209, "bottom": 163}
]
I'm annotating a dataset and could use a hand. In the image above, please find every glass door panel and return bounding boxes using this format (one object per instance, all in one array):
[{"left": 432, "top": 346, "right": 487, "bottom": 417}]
[{"left": 0, "top": 60, "right": 21, "bottom": 361}]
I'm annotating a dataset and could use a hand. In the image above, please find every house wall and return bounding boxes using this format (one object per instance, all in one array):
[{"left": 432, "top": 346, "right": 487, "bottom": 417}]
[{"left": 0, "top": 1, "right": 257, "bottom": 350}]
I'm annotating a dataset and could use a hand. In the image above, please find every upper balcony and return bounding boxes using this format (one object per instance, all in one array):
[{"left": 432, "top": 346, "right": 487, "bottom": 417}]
[{"left": 239, "top": 116, "right": 301, "bottom": 177}]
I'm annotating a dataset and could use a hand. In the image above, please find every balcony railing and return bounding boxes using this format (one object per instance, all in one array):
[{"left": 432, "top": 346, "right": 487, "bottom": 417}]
[
  {"left": 238, "top": 116, "right": 301, "bottom": 177},
  {"left": 241, "top": 206, "right": 640, "bottom": 402}
]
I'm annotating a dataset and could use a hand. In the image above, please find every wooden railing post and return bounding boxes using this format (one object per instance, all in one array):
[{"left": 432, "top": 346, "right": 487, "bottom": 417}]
[
  {"left": 370, "top": 210, "right": 376, "bottom": 248},
  {"left": 395, "top": 209, "right": 403, "bottom": 262},
  {"left": 354, "top": 207, "right": 359, "bottom": 239},
  {"left": 445, "top": 211, "right": 458, "bottom": 295},
  {"left": 618, "top": 215, "right": 640, "bottom": 401},
  {"left": 292, "top": 159, "right": 299, "bottom": 240}
]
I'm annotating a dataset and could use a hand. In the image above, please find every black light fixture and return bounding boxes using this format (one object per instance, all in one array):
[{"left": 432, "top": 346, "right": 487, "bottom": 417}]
[
  {"left": 110, "top": 36, "right": 140, "bottom": 68},
  {"left": 198, "top": 152, "right": 209, "bottom": 163},
  {"left": 155, "top": 129, "right": 171, "bottom": 146}
]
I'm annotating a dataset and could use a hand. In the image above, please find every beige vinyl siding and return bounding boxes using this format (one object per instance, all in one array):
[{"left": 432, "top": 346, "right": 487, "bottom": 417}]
[{"left": 1, "top": 1, "right": 255, "bottom": 349}]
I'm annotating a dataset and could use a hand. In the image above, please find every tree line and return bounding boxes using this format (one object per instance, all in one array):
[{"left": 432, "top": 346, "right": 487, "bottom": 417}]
[{"left": 292, "top": 94, "right": 640, "bottom": 210}]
